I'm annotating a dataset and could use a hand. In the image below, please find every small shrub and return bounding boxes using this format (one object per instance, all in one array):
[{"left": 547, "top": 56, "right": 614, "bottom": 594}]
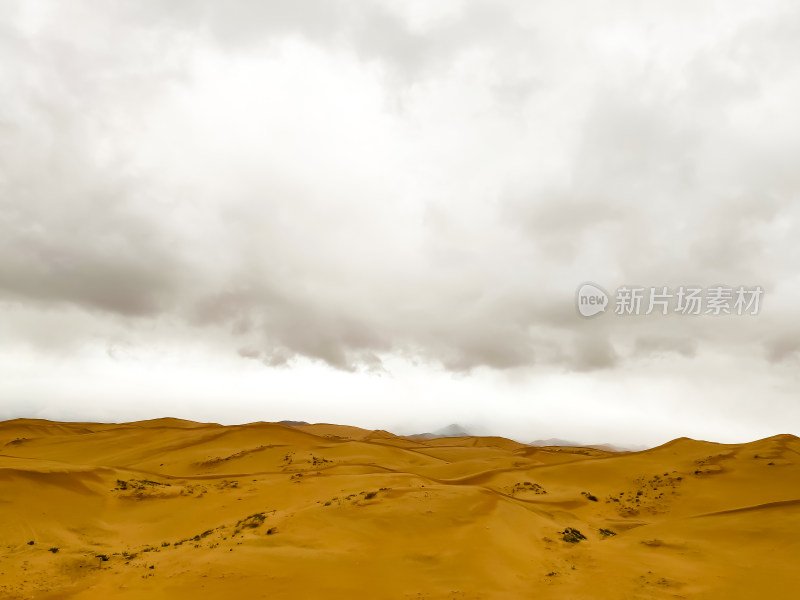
[
  {"left": 599, "top": 528, "right": 616, "bottom": 538},
  {"left": 560, "top": 528, "right": 586, "bottom": 544},
  {"left": 364, "top": 491, "right": 378, "bottom": 500},
  {"left": 27, "top": 541, "right": 34, "bottom": 546},
  {"left": 510, "top": 481, "right": 547, "bottom": 495},
  {"left": 236, "top": 513, "right": 266, "bottom": 529},
  {"left": 49, "top": 547, "right": 59, "bottom": 553}
]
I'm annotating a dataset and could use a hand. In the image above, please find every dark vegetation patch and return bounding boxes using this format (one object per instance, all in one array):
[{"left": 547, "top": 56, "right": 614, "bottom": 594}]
[
  {"left": 605, "top": 473, "right": 683, "bottom": 517},
  {"left": 197, "top": 445, "right": 277, "bottom": 468},
  {"left": 509, "top": 481, "right": 547, "bottom": 496},
  {"left": 560, "top": 528, "right": 586, "bottom": 543},
  {"left": 321, "top": 489, "right": 390, "bottom": 507},
  {"left": 115, "top": 479, "right": 171, "bottom": 491},
  {"left": 599, "top": 528, "right": 616, "bottom": 538},
  {"left": 232, "top": 512, "right": 269, "bottom": 535}
]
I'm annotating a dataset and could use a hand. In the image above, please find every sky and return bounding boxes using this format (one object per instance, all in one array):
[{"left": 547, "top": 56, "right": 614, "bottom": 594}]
[{"left": 1, "top": 0, "right": 799, "bottom": 447}]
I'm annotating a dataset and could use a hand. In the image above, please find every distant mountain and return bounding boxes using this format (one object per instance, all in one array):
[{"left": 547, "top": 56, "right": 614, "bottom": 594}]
[
  {"left": 434, "top": 423, "right": 472, "bottom": 437},
  {"left": 529, "top": 438, "right": 647, "bottom": 452},
  {"left": 279, "top": 421, "right": 646, "bottom": 451},
  {"left": 529, "top": 437, "right": 582, "bottom": 447},
  {"left": 407, "top": 423, "right": 473, "bottom": 440},
  {"left": 595, "top": 442, "right": 649, "bottom": 452}
]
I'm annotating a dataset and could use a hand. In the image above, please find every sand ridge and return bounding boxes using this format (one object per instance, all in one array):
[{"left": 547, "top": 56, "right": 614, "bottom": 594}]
[{"left": 1, "top": 419, "right": 799, "bottom": 599}]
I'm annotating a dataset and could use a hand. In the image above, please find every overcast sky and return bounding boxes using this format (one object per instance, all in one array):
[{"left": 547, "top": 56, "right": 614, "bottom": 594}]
[{"left": 1, "top": 0, "right": 799, "bottom": 446}]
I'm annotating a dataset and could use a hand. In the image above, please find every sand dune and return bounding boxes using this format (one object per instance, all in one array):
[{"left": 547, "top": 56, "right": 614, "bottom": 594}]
[{"left": 1, "top": 419, "right": 798, "bottom": 599}]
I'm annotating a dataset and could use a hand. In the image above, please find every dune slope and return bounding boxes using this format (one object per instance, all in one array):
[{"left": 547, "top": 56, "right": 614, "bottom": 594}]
[{"left": 1, "top": 419, "right": 799, "bottom": 599}]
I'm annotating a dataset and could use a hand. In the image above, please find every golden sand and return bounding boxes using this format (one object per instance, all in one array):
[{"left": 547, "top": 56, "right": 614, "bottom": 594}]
[{"left": 1, "top": 418, "right": 798, "bottom": 599}]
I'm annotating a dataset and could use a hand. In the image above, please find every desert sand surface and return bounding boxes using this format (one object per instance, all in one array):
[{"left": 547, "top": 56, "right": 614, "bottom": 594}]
[{"left": 1, "top": 419, "right": 799, "bottom": 599}]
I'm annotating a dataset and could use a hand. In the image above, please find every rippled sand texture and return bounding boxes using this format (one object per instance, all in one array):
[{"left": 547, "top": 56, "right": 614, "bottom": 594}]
[{"left": 1, "top": 418, "right": 799, "bottom": 599}]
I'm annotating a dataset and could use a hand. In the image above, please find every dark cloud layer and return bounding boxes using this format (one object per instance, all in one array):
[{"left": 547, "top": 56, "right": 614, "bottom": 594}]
[{"left": 1, "top": 0, "right": 799, "bottom": 378}]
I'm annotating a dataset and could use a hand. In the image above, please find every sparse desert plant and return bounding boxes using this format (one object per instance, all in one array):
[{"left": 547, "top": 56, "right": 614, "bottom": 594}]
[
  {"left": 599, "top": 528, "right": 616, "bottom": 538},
  {"left": 510, "top": 482, "right": 547, "bottom": 496},
  {"left": 364, "top": 491, "right": 378, "bottom": 500},
  {"left": 190, "top": 529, "right": 215, "bottom": 543},
  {"left": 560, "top": 528, "right": 586, "bottom": 543},
  {"left": 236, "top": 512, "right": 267, "bottom": 529},
  {"left": 582, "top": 492, "right": 599, "bottom": 502},
  {"left": 27, "top": 540, "right": 34, "bottom": 546},
  {"left": 49, "top": 547, "right": 59, "bottom": 553}
]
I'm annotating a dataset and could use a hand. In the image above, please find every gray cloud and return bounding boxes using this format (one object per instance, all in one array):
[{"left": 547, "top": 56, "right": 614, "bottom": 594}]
[
  {"left": 764, "top": 336, "right": 800, "bottom": 364},
  {"left": 1, "top": 0, "right": 799, "bottom": 382},
  {"left": 0, "top": 4, "right": 191, "bottom": 316},
  {"left": 634, "top": 335, "right": 697, "bottom": 359}
]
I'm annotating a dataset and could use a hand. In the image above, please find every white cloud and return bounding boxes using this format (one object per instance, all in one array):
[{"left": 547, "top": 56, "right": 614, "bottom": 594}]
[{"left": 1, "top": 0, "right": 799, "bottom": 443}]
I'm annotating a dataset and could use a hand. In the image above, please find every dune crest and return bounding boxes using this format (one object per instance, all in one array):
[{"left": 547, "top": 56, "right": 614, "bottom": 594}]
[{"left": 1, "top": 419, "right": 798, "bottom": 599}]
